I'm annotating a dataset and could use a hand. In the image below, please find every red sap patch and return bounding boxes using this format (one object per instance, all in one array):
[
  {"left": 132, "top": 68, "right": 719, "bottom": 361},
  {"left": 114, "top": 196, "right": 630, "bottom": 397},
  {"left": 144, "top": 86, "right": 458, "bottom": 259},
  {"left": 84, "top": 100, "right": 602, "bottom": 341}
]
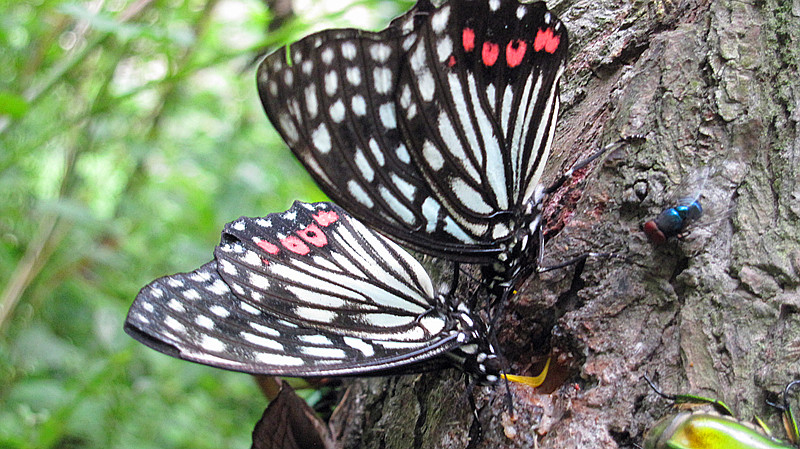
[
  {"left": 313, "top": 210, "right": 339, "bottom": 227},
  {"left": 256, "top": 239, "right": 280, "bottom": 255},
  {"left": 297, "top": 224, "right": 328, "bottom": 247},
  {"left": 506, "top": 39, "right": 527, "bottom": 67},
  {"left": 482, "top": 42, "right": 499, "bottom": 66},
  {"left": 462, "top": 28, "right": 475, "bottom": 52},
  {"left": 281, "top": 235, "right": 310, "bottom": 255},
  {"left": 534, "top": 28, "right": 560, "bottom": 54}
]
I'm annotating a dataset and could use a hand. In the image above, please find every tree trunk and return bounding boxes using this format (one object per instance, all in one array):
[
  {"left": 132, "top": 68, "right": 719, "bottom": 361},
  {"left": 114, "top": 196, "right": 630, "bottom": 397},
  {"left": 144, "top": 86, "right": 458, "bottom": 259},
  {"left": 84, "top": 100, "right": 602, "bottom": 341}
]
[{"left": 327, "top": 0, "right": 800, "bottom": 447}]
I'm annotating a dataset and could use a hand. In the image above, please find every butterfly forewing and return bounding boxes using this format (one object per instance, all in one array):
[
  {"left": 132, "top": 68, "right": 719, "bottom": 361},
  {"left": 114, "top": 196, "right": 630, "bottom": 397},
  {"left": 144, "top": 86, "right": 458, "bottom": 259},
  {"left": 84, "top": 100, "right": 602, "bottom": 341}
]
[
  {"left": 396, "top": 0, "right": 568, "bottom": 243},
  {"left": 257, "top": 0, "right": 569, "bottom": 265},
  {"left": 125, "top": 261, "right": 463, "bottom": 377}
]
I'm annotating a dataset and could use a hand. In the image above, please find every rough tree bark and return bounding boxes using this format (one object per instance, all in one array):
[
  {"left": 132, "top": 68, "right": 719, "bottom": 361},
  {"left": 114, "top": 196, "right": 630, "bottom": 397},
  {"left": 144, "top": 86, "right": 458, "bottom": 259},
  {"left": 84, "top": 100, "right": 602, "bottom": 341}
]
[{"left": 326, "top": 0, "right": 800, "bottom": 447}]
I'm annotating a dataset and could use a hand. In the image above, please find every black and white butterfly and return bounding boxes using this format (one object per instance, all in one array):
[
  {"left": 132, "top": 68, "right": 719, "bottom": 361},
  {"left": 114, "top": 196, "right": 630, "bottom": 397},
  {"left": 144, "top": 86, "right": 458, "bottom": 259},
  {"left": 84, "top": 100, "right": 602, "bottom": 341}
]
[
  {"left": 125, "top": 201, "right": 541, "bottom": 384},
  {"left": 257, "top": 0, "right": 569, "bottom": 289}
]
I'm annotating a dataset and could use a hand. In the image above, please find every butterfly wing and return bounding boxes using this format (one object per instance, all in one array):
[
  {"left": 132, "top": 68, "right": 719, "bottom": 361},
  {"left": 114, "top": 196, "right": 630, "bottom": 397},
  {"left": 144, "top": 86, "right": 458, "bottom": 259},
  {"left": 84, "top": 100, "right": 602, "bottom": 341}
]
[
  {"left": 258, "top": 0, "right": 568, "bottom": 264},
  {"left": 397, "top": 0, "right": 568, "bottom": 245},
  {"left": 125, "top": 202, "right": 463, "bottom": 376}
]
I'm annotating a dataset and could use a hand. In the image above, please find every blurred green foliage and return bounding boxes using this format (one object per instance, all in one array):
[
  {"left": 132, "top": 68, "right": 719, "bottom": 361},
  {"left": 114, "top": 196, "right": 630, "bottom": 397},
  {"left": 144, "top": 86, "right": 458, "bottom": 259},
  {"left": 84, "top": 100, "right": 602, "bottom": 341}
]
[{"left": 0, "top": 0, "right": 411, "bottom": 447}]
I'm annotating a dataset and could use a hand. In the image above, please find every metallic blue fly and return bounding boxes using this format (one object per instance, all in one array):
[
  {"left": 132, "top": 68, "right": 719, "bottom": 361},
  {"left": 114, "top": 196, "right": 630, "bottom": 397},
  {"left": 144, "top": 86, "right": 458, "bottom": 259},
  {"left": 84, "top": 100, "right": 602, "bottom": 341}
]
[{"left": 644, "top": 167, "right": 710, "bottom": 244}]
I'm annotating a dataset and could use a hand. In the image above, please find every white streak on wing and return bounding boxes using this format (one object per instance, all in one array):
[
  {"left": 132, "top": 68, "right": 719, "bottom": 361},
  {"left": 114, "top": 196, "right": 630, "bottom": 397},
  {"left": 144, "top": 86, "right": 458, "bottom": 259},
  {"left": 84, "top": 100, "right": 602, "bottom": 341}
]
[
  {"left": 301, "top": 346, "right": 347, "bottom": 359},
  {"left": 437, "top": 109, "right": 480, "bottom": 182},
  {"left": 501, "top": 85, "right": 513, "bottom": 142},
  {"left": 329, "top": 100, "right": 345, "bottom": 123},
  {"left": 522, "top": 67, "right": 564, "bottom": 204},
  {"left": 418, "top": 70, "right": 435, "bottom": 102},
  {"left": 248, "top": 272, "right": 270, "bottom": 290},
  {"left": 421, "top": 197, "right": 440, "bottom": 233},
  {"left": 210, "top": 305, "right": 230, "bottom": 317},
  {"left": 354, "top": 148, "right": 375, "bottom": 182},
  {"left": 368, "top": 139, "right": 385, "bottom": 166},
  {"left": 436, "top": 36, "right": 452, "bottom": 62},
  {"left": 299, "top": 335, "right": 333, "bottom": 345},
  {"left": 442, "top": 215, "right": 481, "bottom": 243},
  {"left": 344, "top": 337, "right": 375, "bottom": 356},
  {"left": 511, "top": 73, "right": 540, "bottom": 199},
  {"left": 255, "top": 352, "right": 304, "bottom": 366},
  {"left": 295, "top": 306, "right": 337, "bottom": 323},
  {"left": 391, "top": 174, "right": 416, "bottom": 201},
  {"left": 242, "top": 332, "right": 284, "bottom": 351},
  {"left": 448, "top": 73, "right": 484, "bottom": 171},
  {"left": 335, "top": 217, "right": 433, "bottom": 305},
  {"left": 347, "top": 180, "right": 374, "bottom": 208},
  {"left": 468, "top": 74, "right": 506, "bottom": 210},
  {"left": 422, "top": 140, "right": 444, "bottom": 170},
  {"left": 251, "top": 322, "right": 281, "bottom": 337},
  {"left": 379, "top": 186, "right": 415, "bottom": 225},
  {"left": 361, "top": 313, "right": 418, "bottom": 332},
  {"left": 304, "top": 85, "right": 318, "bottom": 119},
  {"left": 451, "top": 177, "right": 493, "bottom": 214},
  {"left": 419, "top": 316, "right": 446, "bottom": 335}
]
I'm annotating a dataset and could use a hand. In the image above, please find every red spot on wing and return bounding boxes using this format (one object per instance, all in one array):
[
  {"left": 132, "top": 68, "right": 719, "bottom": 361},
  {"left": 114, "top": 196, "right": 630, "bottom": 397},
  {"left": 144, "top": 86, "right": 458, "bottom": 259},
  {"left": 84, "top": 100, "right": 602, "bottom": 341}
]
[
  {"left": 297, "top": 224, "right": 328, "bottom": 247},
  {"left": 506, "top": 39, "right": 527, "bottom": 67},
  {"left": 256, "top": 239, "right": 281, "bottom": 255},
  {"left": 447, "top": 55, "right": 456, "bottom": 67},
  {"left": 281, "top": 235, "right": 310, "bottom": 255},
  {"left": 313, "top": 210, "right": 339, "bottom": 227},
  {"left": 643, "top": 221, "right": 666, "bottom": 244},
  {"left": 482, "top": 42, "right": 499, "bottom": 66},
  {"left": 534, "top": 28, "right": 561, "bottom": 54},
  {"left": 462, "top": 28, "right": 475, "bottom": 52}
]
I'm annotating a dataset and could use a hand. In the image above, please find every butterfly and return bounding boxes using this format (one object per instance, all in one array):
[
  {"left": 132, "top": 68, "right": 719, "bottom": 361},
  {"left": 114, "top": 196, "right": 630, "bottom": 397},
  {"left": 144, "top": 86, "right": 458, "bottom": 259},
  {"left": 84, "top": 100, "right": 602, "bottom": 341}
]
[
  {"left": 257, "top": 0, "right": 569, "bottom": 291},
  {"left": 125, "top": 201, "right": 545, "bottom": 386}
]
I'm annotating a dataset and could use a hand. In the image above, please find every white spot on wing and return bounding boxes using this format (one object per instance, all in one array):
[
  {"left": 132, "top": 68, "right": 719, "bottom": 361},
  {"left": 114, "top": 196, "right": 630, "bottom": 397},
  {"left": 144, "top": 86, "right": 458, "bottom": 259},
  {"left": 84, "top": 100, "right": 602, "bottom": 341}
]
[
  {"left": 329, "top": 100, "right": 345, "bottom": 123},
  {"left": 431, "top": 6, "right": 450, "bottom": 33},
  {"left": 201, "top": 336, "right": 226, "bottom": 352},
  {"left": 369, "top": 44, "right": 391, "bottom": 62},
  {"left": 341, "top": 42, "right": 357, "bottom": 59},
  {"left": 210, "top": 305, "right": 230, "bottom": 318},
  {"left": 373, "top": 67, "right": 392, "bottom": 94},
  {"left": 195, "top": 315, "right": 215, "bottom": 329},
  {"left": 379, "top": 103, "right": 396, "bottom": 129},
  {"left": 321, "top": 48, "right": 334, "bottom": 64},
  {"left": 351, "top": 95, "right": 366, "bottom": 116},
  {"left": 304, "top": 85, "right": 318, "bottom": 119},
  {"left": 324, "top": 71, "right": 338, "bottom": 96},
  {"left": 346, "top": 67, "right": 362, "bottom": 86},
  {"left": 312, "top": 124, "right": 332, "bottom": 153}
]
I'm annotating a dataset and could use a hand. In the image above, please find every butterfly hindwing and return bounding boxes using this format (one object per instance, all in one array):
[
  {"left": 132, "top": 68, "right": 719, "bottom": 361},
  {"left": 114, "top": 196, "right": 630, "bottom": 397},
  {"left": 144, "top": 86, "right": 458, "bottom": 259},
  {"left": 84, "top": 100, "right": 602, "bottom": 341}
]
[
  {"left": 213, "top": 202, "right": 451, "bottom": 342},
  {"left": 125, "top": 259, "right": 462, "bottom": 377}
]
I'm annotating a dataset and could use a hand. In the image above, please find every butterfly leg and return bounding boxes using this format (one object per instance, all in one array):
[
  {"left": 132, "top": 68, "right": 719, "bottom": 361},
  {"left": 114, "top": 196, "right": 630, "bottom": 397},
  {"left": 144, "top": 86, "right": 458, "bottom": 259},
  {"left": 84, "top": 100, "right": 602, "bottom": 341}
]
[{"left": 543, "top": 135, "right": 645, "bottom": 195}]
